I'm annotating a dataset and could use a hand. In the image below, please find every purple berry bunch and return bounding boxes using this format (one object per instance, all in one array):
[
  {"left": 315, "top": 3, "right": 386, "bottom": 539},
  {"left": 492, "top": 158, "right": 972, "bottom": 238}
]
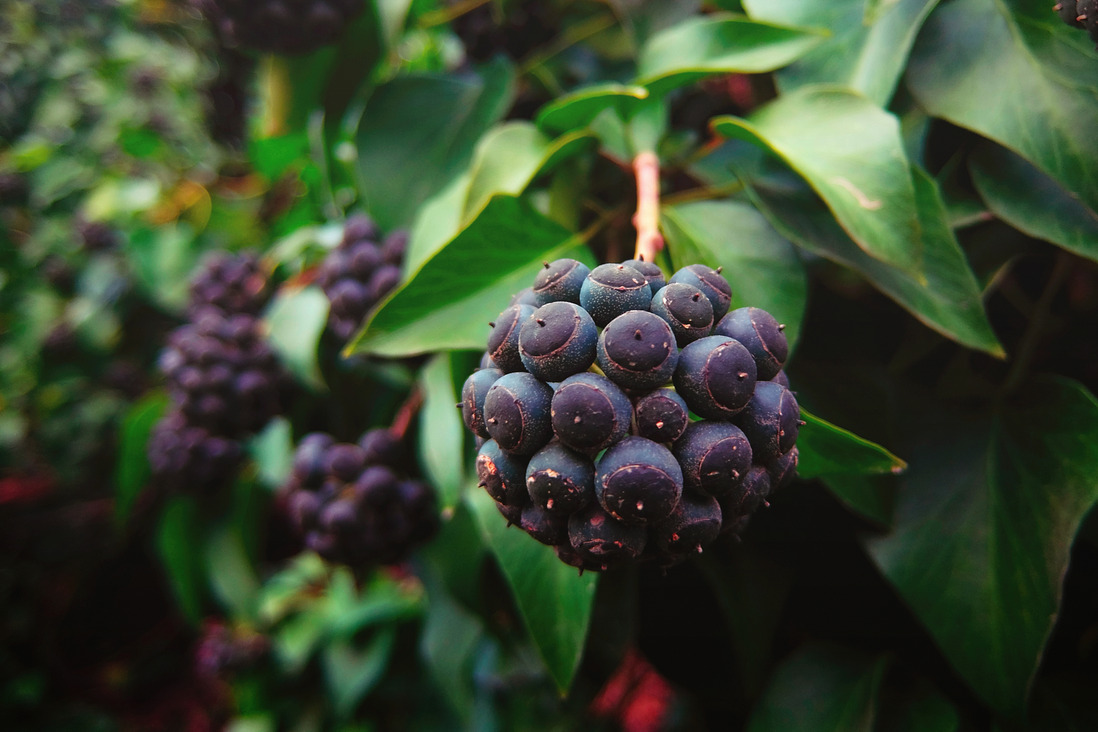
[
  {"left": 193, "top": 0, "right": 366, "bottom": 56},
  {"left": 1056, "top": 1, "right": 1098, "bottom": 46},
  {"left": 316, "top": 215, "right": 407, "bottom": 342},
  {"left": 148, "top": 256, "right": 290, "bottom": 494},
  {"left": 282, "top": 428, "right": 439, "bottom": 567},
  {"left": 461, "top": 259, "right": 801, "bottom": 572}
]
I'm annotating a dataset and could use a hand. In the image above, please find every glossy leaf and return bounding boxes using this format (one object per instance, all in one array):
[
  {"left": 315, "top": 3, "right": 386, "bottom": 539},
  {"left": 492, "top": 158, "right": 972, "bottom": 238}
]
[
  {"left": 461, "top": 122, "right": 596, "bottom": 220},
  {"left": 205, "top": 521, "right": 262, "bottom": 621},
  {"left": 743, "top": 0, "right": 939, "bottom": 105},
  {"left": 322, "top": 628, "right": 396, "bottom": 719},
  {"left": 465, "top": 487, "right": 598, "bottom": 694},
  {"left": 969, "top": 142, "right": 1098, "bottom": 264},
  {"left": 264, "top": 286, "right": 329, "bottom": 390},
  {"left": 249, "top": 417, "right": 294, "bottom": 490},
  {"left": 353, "top": 61, "right": 514, "bottom": 231},
  {"left": 906, "top": 0, "right": 1098, "bottom": 211},
  {"left": 114, "top": 392, "right": 167, "bottom": 524},
  {"left": 712, "top": 87, "right": 922, "bottom": 276},
  {"left": 535, "top": 84, "right": 650, "bottom": 134},
  {"left": 418, "top": 352, "right": 467, "bottom": 509},
  {"left": 156, "top": 496, "right": 206, "bottom": 624},
  {"left": 740, "top": 159, "right": 1003, "bottom": 356},
  {"left": 662, "top": 199, "right": 808, "bottom": 350},
  {"left": 797, "top": 409, "right": 906, "bottom": 480},
  {"left": 636, "top": 14, "right": 825, "bottom": 93},
  {"left": 348, "top": 195, "right": 594, "bottom": 357},
  {"left": 867, "top": 377, "right": 1098, "bottom": 718}
]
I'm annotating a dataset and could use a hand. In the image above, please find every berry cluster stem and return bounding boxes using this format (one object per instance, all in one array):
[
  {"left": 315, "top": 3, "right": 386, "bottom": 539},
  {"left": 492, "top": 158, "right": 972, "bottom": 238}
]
[
  {"left": 391, "top": 388, "right": 424, "bottom": 441},
  {"left": 632, "top": 151, "right": 664, "bottom": 264}
]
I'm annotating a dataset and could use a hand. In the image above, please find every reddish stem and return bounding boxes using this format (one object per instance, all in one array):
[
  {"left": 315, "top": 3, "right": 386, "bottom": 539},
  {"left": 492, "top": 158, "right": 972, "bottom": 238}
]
[
  {"left": 632, "top": 151, "right": 664, "bottom": 263},
  {"left": 390, "top": 388, "right": 424, "bottom": 440}
]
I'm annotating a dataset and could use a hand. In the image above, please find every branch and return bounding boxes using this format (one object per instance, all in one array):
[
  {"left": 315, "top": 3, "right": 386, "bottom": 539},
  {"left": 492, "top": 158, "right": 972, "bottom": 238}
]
[
  {"left": 632, "top": 151, "right": 664, "bottom": 263},
  {"left": 390, "top": 388, "right": 424, "bottom": 441}
]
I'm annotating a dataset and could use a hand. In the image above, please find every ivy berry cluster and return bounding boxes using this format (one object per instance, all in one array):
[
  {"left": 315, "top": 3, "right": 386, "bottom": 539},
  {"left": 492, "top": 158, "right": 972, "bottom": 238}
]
[
  {"left": 282, "top": 428, "right": 439, "bottom": 567},
  {"left": 1056, "top": 1, "right": 1098, "bottom": 45},
  {"left": 148, "top": 252, "right": 291, "bottom": 493},
  {"left": 461, "top": 259, "right": 800, "bottom": 572},
  {"left": 193, "top": 0, "right": 365, "bottom": 56}
]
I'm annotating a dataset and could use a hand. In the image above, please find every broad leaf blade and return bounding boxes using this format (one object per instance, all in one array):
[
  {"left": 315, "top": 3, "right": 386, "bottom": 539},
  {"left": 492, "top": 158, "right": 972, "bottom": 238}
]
[
  {"left": 906, "top": 0, "right": 1098, "bottom": 211},
  {"left": 743, "top": 0, "right": 940, "bottom": 105},
  {"left": 738, "top": 158, "right": 1003, "bottom": 356},
  {"left": 353, "top": 61, "right": 514, "bottom": 231},
  {"left": 712, "top": 87, "right": 922, "bottom": 277},
  {"left": 797, "top": 409, "right": 906, "bottom": 479},
  {"left": 156, "top": 496, "right": 206, "bottom": 624},
  {"left": 114, "top": 392, "right": 168, "bottom": 524},
  {"left": 348, "top": 196, "right": 594, "bottom": 357},
  {"left": 465, "top": 487, "right": 598, "bottom": 694},
  {"left": 265, "top": 285, "right": 330, "bottom": 390},
  {"left": 969, "top": 142, "right": 1098, "bottom": 264},
  {"left": 867, "top": 377, "right": 1098, "bottom": 718},
  {"left": 535, "top": 84, "right": 650, "bottom": 134},
  {"left": 636, "top": 14, "right": 826, "bottom": 94},
  {"left": 418, "top": 352, "right": 468, "bottom": 509},
  {"left": 662, "top": 200, "right": 807, "bottom": 351}
]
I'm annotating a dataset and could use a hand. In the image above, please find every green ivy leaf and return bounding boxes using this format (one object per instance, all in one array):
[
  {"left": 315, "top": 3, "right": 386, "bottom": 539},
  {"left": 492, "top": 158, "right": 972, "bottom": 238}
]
[
  {"left": 866, "top": 377, "right": 1098, "bottom": 718},
  {"left": 114, "top": 392, "right": 167, "bottom": 524},
  {"left": 205, "top": 521, "right": 262, "bottom": 622},
  {"left": 322, "top": 628, "right": 397, "bottom": 720},
  {"left": 662, "top": 200, "right": 807, "bottom": 351},
  {"left": 249, "top": 417, "right": 295, "bottom": 490},
  {"left": 264, "top": 286, "right": 330, "bottom": 390},
  {"left": 353, "top": 60, "right": 514, "bottom": 231},
  {"left": 712, "top": 87, "right": 922, "bottom": 277},
  {"left": 535, "top": 84, "right": 650, "bottom": 135},
  {"left": 743, "top": 0, "right": 940, "bottom": 106},
  {"left": 156, "top": 496, "right": 206, "bottom": 624},
  {"left": 969, "top": 142, "right": 1098, "bottom": 264},
  {"left": 348, "top": 195, "right": 595, "bottom": 357},
  {"left": 739, "top": 158, "right": 1003, "bottom": 356},
  {"left": 465, "top": 487, "right": 598, "bottom": 694},
  {"left": 418, "top": 352, "right": 468, "bottom": 509},
  {"left": 906, "top": 0, "right": 1098, "bottom": 211},
  {"left": 636, "top": 14, "right": 825, "bottom": 94},
  {"left": 797, "top": 409, "right": 906, "bottom": 480}
]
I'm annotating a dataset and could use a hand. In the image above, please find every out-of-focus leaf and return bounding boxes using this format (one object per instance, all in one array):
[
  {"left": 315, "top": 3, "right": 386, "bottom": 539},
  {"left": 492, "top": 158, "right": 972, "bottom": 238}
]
[
  {"left": 348, "top": 196, "right": 594, "bottom": 357},
  {"left": 420, "top": 565, "right": 487, "bottom": 721},
  {"left": 418, "top": 352, "right": 467, "bottom": 509},
  {"left": 906, "top": 0, "right": 1098, "bottom": 211},
  {"left": 322, "top": 628, "right": 397, "bottom": 719},
  {"left": 662, "top": 199, "right": 807, "bottom": 350},
  {"left": 249, "top": 417, "right": 294, "bottom": 490},
  {"left": 969, "top": 141, "right": 1098, "bottom": 264},
  {"left": 746, "top": 644, "right": 889, "bottom": 732},
  {"left": 156, "top": 496, "right": 206, "bottom": 624},
  {"left": 636, "top": 14, "right": 826, "bottom": 93},
  {"left": 265, "top": 286, "right": 329, "bottom": 390},
  {"left": 124, "top": 223, "right": 203, "bottom": 311},
  {"left": 465, "top": 487, "right": 597, "bottom": 694},
  {"left": 535, "top": 84, "right": 650, "bottom": 134},
  {"left": 114, "top": 392, "right": 168, "bottom": 524},
  {"left": 867, "top": 377, "right": 1098, "bottom": 718},
  {"left": 353, "top": 60, "right": 514, "bottom": 231},
  {"left": 205, "top": 522, "right": 262, "bottom": 621},
  {"left": 743, "top": 0, "right": 939, "bottom": 105},
  {"left": 712, "top": 87, "right": 922, "bottom": 276},
  {"left": 797, "top": 409, "right": 906, "bottom": 480}
]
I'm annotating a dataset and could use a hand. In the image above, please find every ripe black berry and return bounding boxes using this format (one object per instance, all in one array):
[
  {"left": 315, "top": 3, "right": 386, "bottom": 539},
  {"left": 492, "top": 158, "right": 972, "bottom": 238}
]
[
  {"left": 673, "top": 421, "right": 753, "bottom": 497},
  {"left": 596, "top": 310, "right": 679, "bottom": 391},
  {"left": 525, "top": 442, "right": 595, "bottom": 514},
  {"left": 652, "top": 493, "right": 722, "bottom": 554},
  {"left": 1058, "top": 1, "right": 1084, "bottom": 28},
  {"left": 520, "top": 503, "right": 569, "bottom": 545},
  {"left": 633, "top": 388, "right": 690, "bottom": 444},
  {"left": 567, "top": 502, "right": 648, "bottom": 568},
  {"left": 714, "top": 307, "right": 788, "bottom": 380},
  {"left": 650, "top": 282, "right": 715, "bottom": 347},
  {"left": 483, "top": 372, "right": 555, "bottom": 455},
  {"left": 736, "top": 382, "right": 800, "bottom": 465},
  {"left": 461, "top": 368, "right": 503, "bottom": 438},
  {"left": 476, "top": 439, "right": 532, "bottom": 506},
  {"left": 550, "top": 372, "right": 633, "bottom": 453},
  {"left": 622, "top": 258, "right": 666, "bottom": 295},
  {"left": 147, "top": 411, "right": 244, "bottom": 493},
  {"left": 518, "top": 302, "right": 598, "bottom": 381},
  {"left": 769, "top": 447, "right": 799, "bottom": 492},
  {"left": 595, "top": 436, "right": 683, "bottom": 524},
  {"left": 189, "top": 251, "right": 270, "bottom": 317},
  {"left": 532, "top": 258, "right": 591, "bottom": 305},
  {"left": 358, "top": 428, "right": 404, "bottom": 467},
  {"left": 669, "top": 264, "right": 732, "bottom": 321},
  {"left": 579, "top": 263, "right": 652, "bottom": 327},
  {"left": 487, "top": 304, "right": 535, "bottom": 373},
  {"left": 673, "top": 336, "right": 756, "bottom": 420}
]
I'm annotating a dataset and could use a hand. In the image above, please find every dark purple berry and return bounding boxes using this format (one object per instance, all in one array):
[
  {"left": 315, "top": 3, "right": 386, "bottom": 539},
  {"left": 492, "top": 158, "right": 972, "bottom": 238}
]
[
  {"left": 550, "top": 373, "right": 633, "bottom": 453},
  {"left": 595, "top": 437, "right": 683, "bottom": 524},
  {"left": 292, "top": 432, "right": 335, "bottom": 487},
  {"left": 736, "top": 382, "right": 800, "bottom": 465},
  {"left": 596, "top": 310, "right": 679, "bottom": 391},
  {"left": 476, "top": 439, "right": 531, "bottom": 506},
  {"left": 525, "top": 442, "right": 595, "bottom": 514},
  {"left": 487, "top": 304, "right": 535, "bottom": 373},
  {"left": 713, "top": 307, "right": 788, "bottom": 381},
  {"left": 673, "top": 336, "right": 757, "bottom": 420},
  {"left": 325, "top": 443, "right": 367, "bottom": 482},
  {"left": 633, "top": 388, "right": 690, "bottom": 443},
  {"left": 518, "top": 302, "right": 598, "bottom": 381},
  {"left": 669, "top": 264, "right": 732, "bottom": 321},
  {"left": 483, "top": 372, "right": 554, "bottom": 455},
  {"left": 520, "top": 503, "right": 569, "bottom": 545},
  {"left": 461, "top": 368, "right": 504, "bottom": 438},
  {"left": 532, "top": 258, "right": 591, "bottom": 305},
  {"left": 510, "top": 287, "right": 541, "bottom": 307},
  {"left": 673, "top": 421, "right": 753, "bottom": 497},
  {"left": 579, "top": 263, "right": 652, "bottom": 327},
  {"left": 622, "top": 258, "right": 666, "bottom": 295},
  {"left": 358, "top": 428, "right": 403, "bottom": 466},
  {"left": 769, "top": 447, "right": 799, "bottom": 492},
  {"left": 650, "top": 283, "right": 714, "bottom": 347},
  {"left": 652, "top": 494, "right": 722, "bottom": 554},
  {"left": 567, "top": 502, "right": 647, "bottom": 569}
]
